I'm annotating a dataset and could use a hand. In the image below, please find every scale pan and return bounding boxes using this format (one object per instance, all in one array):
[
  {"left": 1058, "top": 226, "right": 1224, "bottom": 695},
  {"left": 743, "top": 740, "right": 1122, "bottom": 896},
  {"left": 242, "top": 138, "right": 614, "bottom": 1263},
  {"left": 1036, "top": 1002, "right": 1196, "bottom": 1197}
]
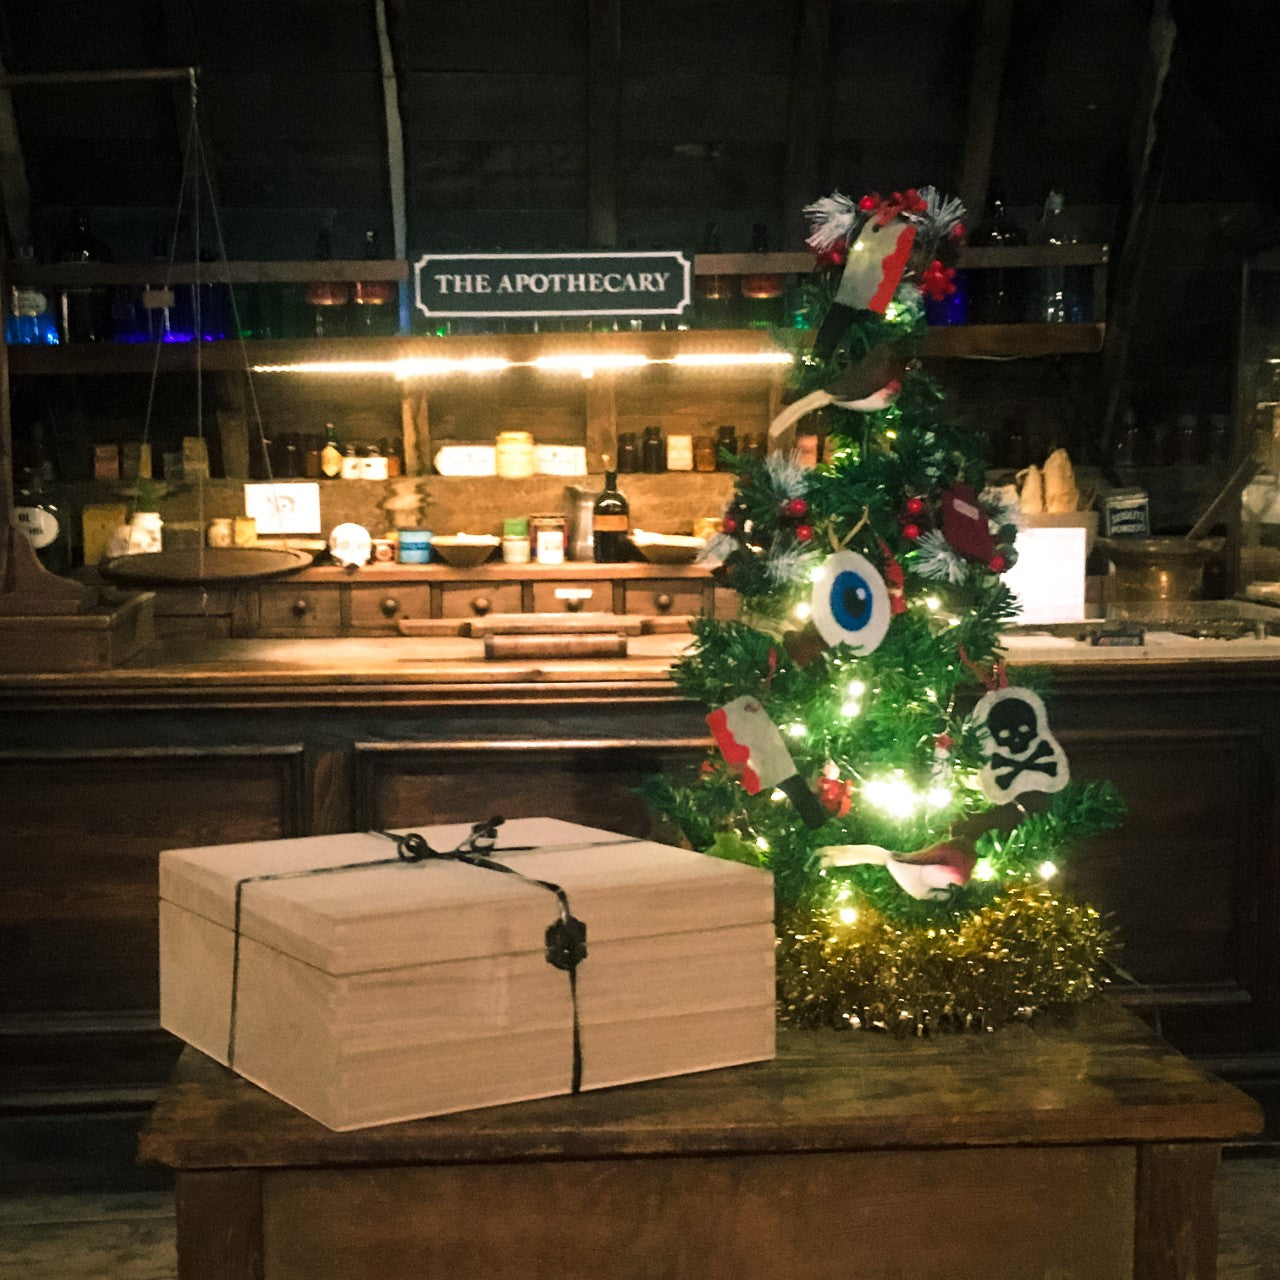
[{"left": 101, "top": 546, "right": 316, "bottom": 586}]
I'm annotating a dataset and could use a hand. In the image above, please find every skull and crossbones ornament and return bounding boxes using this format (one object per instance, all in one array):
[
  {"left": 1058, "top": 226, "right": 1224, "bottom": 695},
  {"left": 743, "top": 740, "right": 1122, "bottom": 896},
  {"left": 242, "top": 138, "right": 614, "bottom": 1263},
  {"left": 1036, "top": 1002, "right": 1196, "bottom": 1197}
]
[{"left": 972, "top": 687, "right": 1070, "bottom": 803}]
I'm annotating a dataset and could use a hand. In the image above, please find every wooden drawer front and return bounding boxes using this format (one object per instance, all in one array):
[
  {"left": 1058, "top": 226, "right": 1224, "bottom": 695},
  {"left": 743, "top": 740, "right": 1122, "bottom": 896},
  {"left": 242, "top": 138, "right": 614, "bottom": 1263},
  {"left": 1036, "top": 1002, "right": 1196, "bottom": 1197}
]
[
  {"left": 530, "top": 581, "right": 615, "bottom": 614},
  {"left": 258, "top": 585, "right": 343, "bottom": 634},
  {"left": 349, "top": 585, "right": 434, "bottom": 629},
  {"left": 623, "top": 581, "right": 707, "bottom": 617},
  {"left": 438, "top": 581, "right": 523, "bottom": 619}
]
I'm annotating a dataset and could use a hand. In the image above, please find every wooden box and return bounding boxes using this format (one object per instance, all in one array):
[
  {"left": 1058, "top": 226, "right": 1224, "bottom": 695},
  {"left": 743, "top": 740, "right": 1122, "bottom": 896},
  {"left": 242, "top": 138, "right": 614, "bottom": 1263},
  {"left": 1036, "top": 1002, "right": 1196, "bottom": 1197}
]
[
  {"left": 0, "top": 590, "right": 155, "bottom": 672},
  {"left": 159, "top": 817, "right": 775, "bottom": 1130}
]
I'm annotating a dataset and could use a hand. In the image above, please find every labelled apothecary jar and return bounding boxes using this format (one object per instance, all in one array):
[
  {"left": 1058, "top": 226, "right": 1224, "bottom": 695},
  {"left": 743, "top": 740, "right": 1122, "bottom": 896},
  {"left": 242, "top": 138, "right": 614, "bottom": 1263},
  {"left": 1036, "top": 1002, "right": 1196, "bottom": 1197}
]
[{"left": 495, "top": 431, "right": 536, "bottom": 479}]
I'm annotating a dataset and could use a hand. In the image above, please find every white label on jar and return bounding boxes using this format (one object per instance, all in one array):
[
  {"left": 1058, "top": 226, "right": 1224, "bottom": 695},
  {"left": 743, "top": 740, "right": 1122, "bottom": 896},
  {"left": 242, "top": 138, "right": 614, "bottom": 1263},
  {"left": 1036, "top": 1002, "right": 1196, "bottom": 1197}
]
[
  {"left": 534, "top": 530, "right": 565, "bottom": 564},
  {"left": 361, "top": 456, "right": 389, "bottom": 480},
  {"left": 14, "top": 505, "right": 59, "bottom": 548}
]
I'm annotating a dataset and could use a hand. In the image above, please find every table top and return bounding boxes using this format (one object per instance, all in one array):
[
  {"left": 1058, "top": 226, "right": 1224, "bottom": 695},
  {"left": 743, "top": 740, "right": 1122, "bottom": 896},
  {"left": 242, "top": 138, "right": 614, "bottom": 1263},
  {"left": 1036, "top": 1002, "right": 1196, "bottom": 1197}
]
[{"left": 138, "top": 999, "right": 1261, "bottom": 1171}]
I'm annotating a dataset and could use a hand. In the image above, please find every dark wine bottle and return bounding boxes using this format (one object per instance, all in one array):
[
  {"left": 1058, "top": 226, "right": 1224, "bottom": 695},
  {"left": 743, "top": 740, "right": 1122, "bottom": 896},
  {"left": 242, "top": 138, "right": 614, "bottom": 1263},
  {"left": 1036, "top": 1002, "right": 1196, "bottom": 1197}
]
[
  {"left": 12, "top": 422, "right": 71, "bottom": 573},
  {"left": 592, "top": 471, "right": 631, "bottom": 563}
]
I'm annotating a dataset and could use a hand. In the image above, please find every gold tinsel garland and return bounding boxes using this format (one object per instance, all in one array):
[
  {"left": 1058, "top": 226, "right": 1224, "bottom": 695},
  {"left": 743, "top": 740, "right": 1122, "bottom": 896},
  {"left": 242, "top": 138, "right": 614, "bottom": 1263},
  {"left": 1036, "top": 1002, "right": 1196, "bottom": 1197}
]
[{"left": 777, "top": 883, "right": 1111, "bottom": 1033}]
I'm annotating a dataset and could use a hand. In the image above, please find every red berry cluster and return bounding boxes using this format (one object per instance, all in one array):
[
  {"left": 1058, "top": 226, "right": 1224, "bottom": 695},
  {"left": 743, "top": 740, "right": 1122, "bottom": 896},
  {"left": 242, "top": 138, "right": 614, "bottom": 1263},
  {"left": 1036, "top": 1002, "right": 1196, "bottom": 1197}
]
[
  {"left": 899, "top": 494, "right": 926, "bottom": 542},
  {"left": 817, "top": 773, "right": 853, "bottom": 818},
  {"left": 780, "top": 496, "right": 813, "bottom": 543},
  {"left": 859, "top": 188, "right": 928, "bottom": 227}
]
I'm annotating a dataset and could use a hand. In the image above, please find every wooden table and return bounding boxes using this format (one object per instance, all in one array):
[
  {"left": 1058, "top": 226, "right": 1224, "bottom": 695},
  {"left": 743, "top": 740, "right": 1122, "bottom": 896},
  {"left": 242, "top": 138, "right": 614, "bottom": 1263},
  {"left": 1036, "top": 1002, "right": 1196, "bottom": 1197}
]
[{"left": 139, "top": 999, "right": 1260, "bottom": 1280}]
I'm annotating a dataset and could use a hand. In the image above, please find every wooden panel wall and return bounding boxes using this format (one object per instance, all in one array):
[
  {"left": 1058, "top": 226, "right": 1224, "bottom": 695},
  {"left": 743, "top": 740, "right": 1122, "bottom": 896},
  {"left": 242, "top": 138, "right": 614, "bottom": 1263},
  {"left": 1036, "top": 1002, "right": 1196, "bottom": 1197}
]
[{"left": 0, "top": 746, "right": 306, "bottom": 1017}]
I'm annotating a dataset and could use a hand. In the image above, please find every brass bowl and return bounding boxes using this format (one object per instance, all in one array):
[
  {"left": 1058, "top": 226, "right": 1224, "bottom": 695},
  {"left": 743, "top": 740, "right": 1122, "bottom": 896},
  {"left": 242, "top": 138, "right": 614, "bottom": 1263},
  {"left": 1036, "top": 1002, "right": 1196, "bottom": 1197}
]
[{"left": 1097, "top": 537, "right": 1224, "bottom": 603}]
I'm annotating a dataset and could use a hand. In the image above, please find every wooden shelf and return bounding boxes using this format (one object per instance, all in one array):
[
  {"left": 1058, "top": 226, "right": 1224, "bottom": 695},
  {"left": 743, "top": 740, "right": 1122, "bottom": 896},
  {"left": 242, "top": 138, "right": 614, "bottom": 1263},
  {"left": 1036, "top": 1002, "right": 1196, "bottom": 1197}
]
[
  {"left": 5, "top": 260, "right": 408, "bottom": 287},
  {"left": 695, "top": 244, "right": 1109, "bottom": 275},
  {"left": 924, "top": 322, "right": 1105, "bottom": 358},
  {"left": 7, "top": 246, "right": 1106, "bottom": 289},
  {"left": 6, "top": 323, "right": 1105, "bottom": 375}
]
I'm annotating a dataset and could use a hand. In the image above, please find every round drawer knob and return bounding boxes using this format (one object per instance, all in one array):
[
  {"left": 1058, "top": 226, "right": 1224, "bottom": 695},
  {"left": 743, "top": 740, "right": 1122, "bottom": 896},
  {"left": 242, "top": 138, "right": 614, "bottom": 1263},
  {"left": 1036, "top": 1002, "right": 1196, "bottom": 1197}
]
[
  {"left": 565, "top": 597, "right": 585, "bottom": 613},
  {"left": 291, "top": 598, "right": 310, "bottom": 617},
  {"left": 655, "top": 593, "right": 674, "bottom": 612},
  {"left": 471, "top": 596, "right": 492, "bottom": 616},
  {"left": 379, "top": 596, "right": 401, "bottom": 618}
]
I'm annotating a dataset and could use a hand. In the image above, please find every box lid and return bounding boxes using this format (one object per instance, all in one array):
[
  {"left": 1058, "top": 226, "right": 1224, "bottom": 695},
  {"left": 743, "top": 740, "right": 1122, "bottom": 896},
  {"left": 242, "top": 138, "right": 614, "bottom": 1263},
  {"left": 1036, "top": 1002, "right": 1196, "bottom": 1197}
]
[{"left": 160, "top": 817, "right": 773, "bottom": 977}]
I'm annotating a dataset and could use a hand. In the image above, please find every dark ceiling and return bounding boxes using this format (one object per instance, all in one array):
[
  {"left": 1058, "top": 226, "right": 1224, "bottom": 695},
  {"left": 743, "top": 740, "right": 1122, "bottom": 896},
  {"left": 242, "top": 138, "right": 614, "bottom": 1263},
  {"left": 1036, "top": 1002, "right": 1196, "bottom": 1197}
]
[{"left": 0, "top": 0, "right": 1275, "bottom": 264}]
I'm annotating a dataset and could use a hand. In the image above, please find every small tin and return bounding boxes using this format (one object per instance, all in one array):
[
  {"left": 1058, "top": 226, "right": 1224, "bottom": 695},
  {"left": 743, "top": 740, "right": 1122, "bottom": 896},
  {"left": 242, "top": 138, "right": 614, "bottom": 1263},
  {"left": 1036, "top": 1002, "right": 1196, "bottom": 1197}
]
[
  {"left": 398, "top": 529, "right": 433, "bottom": 564},
  {"left": 1102, "top": 488, "right": 1151, "bottom": 538}
]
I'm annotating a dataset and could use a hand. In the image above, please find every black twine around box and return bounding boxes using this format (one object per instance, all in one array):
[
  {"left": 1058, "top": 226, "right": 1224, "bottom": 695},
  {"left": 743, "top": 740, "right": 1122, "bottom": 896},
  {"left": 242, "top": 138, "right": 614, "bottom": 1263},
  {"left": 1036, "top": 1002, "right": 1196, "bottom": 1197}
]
[{"left": 226, "top": 818, "right": 617, "bottom": 1096}]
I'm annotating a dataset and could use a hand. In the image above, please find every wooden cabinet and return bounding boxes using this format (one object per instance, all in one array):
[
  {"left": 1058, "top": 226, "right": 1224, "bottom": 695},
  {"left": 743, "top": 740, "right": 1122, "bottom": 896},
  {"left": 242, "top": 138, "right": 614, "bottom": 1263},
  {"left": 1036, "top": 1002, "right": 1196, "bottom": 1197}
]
[
  {"left": 152, "top": 564, "right": 722, "bottom": 638},
  {"left": 3, "top": 648, "right": 1279, "bottom": 1191}
]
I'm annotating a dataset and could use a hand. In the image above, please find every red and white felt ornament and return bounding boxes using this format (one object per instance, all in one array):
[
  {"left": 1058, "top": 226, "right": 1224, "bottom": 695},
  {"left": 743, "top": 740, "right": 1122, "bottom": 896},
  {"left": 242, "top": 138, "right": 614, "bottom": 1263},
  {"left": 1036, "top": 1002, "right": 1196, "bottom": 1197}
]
[
  {"left": 818, "top": 838, "right": 977, "bottom": 901},
  {"left": 706, "top": 696, "right": 827, "bottom": 828},
  {"left": 940, "top": 482, "right": 998, "bottom": 562}
]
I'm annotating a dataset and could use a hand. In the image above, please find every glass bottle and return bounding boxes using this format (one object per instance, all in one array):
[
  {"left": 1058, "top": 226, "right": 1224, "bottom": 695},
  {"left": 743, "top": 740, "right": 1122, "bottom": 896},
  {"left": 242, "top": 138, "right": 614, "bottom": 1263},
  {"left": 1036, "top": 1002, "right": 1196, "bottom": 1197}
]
[
  {"left": 714, "top": 424, "right": 738, "bottom": 470},
  {"left": 740, "top": 224, "right": 785, "bottom": 329},
  {"left": 641, "top": 425, "right": 665, "bottom": 473},
  {"left": 304, "top": 435, "right": 323, "bottom": 478},
  {"left": 617, "top": 432, "right": 640, "bottom": 473},
  {"left": 381, "top": 436, "right": 403, "bottom": 477},
  {"left": 694, "top": 222, "right": 737, "bottom": 329},
  {"left": 1030, "top": 190, "right": 1090, "bottom": 323},
  {"left": 592, "top": 470, "right": 631, "bottom": 563},
  {"left": 1113, "top": 408, "right": 1140, "bottom": 468},
  {"left": 353, "top": 229, "right": 398, "bottom": 336},
  {"left": 320, "top": 423, "right": 343, "bottom": 479},
  {"left": 5, "top": 246, "right": 59, "bottom": 345},
  {"left": 12, "top": 424, "right": 71, "bottom": 573},
  {"left": 56, "top": 209, "right": 114, "bottom": 343},
  {"left": 694, "top": 435, "right": 716, "bottom": 472},
  {"left": 967, "top": 192, "right": 1027, "bottom": 324},
  {"left": 1175, "top": 414, "right": 1202, "bottom": 465},
  {"left": 306, "top": 229, "right": 351, "bottom": 338}
]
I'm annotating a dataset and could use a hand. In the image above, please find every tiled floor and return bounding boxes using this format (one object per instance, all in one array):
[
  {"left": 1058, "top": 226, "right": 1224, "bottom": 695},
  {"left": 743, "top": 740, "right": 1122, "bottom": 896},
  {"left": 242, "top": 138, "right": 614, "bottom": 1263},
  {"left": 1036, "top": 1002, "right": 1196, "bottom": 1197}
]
[{"left": 2, "top": 1159, "right": 1278, "bottom": 1278}]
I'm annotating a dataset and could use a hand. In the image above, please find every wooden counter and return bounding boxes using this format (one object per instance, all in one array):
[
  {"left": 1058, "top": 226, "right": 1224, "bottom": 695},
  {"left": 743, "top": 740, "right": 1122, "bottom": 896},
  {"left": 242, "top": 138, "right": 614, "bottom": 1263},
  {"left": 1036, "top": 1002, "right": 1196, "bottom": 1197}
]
[
  {"left": 138, "top": 1000, "right": 1260, "bottom": 1280},
  {"left": 3, "top": 633, "right": 1280, "bottom": 1189}
]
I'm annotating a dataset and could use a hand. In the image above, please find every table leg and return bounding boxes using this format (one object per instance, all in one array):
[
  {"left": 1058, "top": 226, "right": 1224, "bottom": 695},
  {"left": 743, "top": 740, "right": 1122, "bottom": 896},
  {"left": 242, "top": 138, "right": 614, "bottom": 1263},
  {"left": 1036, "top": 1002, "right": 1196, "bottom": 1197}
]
[
  {"left": 1134, "top": 1143, "right": 1221, "bottom": 1280},
  {"left": 175, "top": 1169, "right": 264, "bottom": 1280}
]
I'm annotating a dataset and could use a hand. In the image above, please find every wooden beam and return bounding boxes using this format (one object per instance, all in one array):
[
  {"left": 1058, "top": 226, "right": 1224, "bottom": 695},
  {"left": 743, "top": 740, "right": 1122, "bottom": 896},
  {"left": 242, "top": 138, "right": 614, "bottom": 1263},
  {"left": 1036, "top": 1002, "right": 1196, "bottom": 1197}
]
[
  {"left": 1098, "top": 0, "right": 1177, "bottom": 460},
  {"left": 375, "top": 0, "right": 410, "bottom": 333},
  {"left": 958, "top": 0, "right": 1015, "bottom": 218},
  {"left": 586, "top": 0, "right": 621, "bottom": 248},
  {"left": 783, "top": 0, "right": 833, "bottom": 246},
  {"left": 0, "top": 57, "right": 33, "bottom": 248}
]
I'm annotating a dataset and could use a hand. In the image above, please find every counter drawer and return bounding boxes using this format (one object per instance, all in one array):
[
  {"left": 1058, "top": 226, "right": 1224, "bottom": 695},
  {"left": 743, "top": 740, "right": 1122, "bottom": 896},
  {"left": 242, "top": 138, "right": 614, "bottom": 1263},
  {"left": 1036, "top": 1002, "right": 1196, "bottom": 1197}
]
[
  {"left": 622, "top": 580, "right": 708, "bottom": 617},
  {"left": 530, "top": 581, "right": 615, "bottom": 614},
  {"left": 349, "top": 585, "right": 435, "bottom": 630},
  {"left": 438, "top": 581, "right": 523, "bottom": 619},
  {"left": 257, "top": 585, "right": 343, "bottom": 634}
]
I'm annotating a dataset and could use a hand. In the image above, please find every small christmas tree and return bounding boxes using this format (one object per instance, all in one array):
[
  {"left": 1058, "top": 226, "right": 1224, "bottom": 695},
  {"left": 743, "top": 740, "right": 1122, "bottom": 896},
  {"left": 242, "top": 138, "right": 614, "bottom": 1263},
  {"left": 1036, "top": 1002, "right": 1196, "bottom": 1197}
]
[{"left": 644, "top": 187, "right": 1123, "bottom": 1031}]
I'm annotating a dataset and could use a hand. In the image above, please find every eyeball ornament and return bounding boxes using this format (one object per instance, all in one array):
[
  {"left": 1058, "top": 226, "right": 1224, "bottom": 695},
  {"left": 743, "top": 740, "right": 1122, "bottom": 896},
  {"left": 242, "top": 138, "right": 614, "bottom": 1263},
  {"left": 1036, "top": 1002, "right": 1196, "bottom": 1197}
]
[{"left": 810, "top": 549, "right": 893, "bottom": 653}]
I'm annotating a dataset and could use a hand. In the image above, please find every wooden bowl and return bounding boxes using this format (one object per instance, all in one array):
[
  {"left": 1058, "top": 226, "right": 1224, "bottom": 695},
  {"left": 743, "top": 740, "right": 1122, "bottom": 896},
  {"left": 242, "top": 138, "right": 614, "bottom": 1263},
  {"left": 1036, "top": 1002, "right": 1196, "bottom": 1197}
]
[{"left": 430, "top": 535, "right": 499, "bottom": 568}]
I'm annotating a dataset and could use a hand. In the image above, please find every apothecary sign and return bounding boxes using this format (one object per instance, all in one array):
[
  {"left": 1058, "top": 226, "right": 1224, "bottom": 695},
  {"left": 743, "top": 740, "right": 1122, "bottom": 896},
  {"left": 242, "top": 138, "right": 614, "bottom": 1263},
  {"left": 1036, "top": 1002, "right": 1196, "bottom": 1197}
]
[{"left": 414, "top": 251, "right": 691, "bottom": 320}]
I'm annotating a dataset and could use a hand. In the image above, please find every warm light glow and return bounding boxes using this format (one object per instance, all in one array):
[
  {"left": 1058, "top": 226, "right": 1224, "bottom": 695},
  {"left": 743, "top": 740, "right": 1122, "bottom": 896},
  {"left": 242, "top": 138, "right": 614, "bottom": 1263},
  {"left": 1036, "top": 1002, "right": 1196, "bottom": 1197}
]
[
  {"left": 808, "top": 564, "right": 825, "bottom": 583},
  {"left": 770, "top": 788, "right": 787, "bottom": 802},
  {"left": 847, "top": 679, "right": 867, "bottom": 698},
  {"left": 755, "top": 835, "right": 770, "bottom": 851},
  {"left": 670, "top": 350, "right": 792, "bottom": 367},
  {"left": 974, "top": 858, "right": 996, "bottom": 881},
  {"left": 252, "top": 349, "right": 796, "bottom": 379},
  {"left": 793, "top": 601, "right": 812, "bottom": 621},
  {"left": 837, "top": 906, "right": 859, "bottom": 925},
  {"left": 924, "top": 784, "right": 952, "bottom": 811},
  {"left": 925, "top": 595, "right": 941, "bottom": 611},
  {"left": 840, "top": 699, "right": 862, "bottom": 718},
  {"left": 863, "top": 774, "right": 918, "bottom": 820},
  {"left": 1039, "top": 860, "right": 1058, "bottom": 880},
  {"left": 786, "top": 722, "right": 806, "bottom": 738},
  {"left": 532, "top": 352, "right": 649, "bottom": 375}
]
